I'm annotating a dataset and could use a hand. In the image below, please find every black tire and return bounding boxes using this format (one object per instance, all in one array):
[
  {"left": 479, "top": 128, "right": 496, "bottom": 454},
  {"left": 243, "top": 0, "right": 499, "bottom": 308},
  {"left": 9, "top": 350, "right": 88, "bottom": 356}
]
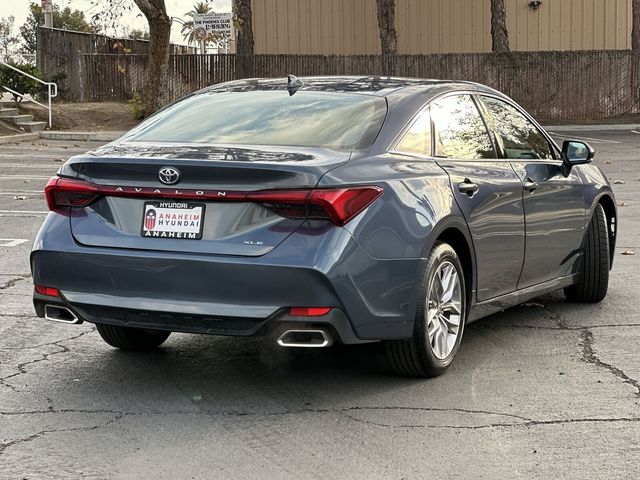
[
  {"left": 95, "top": 323, "right": 171, "bottom": 351},
  {"left": 384, "top": 242, "right": 467, "bottom": 378},
  {"left": 564, "top": 204, "right": 610, "bottom": 303}
]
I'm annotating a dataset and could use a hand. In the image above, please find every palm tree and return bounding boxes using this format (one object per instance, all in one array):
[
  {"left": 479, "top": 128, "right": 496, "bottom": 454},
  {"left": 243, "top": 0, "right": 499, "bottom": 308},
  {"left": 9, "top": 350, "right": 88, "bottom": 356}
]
[
  {"left": 490, "top": 0, "right": 510, "bottom": 53},
  {"left": 376, "top": 0, "right": 398, "bottom": 55},
  {"left": 180, "top": 1, "right": 213, "bottom": 46}
]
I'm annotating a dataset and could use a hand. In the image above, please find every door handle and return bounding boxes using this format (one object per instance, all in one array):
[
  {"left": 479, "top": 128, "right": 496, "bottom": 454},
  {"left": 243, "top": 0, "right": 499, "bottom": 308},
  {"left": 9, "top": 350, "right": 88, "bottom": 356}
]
[
  {"left": 458, "top": 178, "right": 479, "bottom": 197},
  {"left": 523, "top": 177, "right": 539, "bottom": 193}
]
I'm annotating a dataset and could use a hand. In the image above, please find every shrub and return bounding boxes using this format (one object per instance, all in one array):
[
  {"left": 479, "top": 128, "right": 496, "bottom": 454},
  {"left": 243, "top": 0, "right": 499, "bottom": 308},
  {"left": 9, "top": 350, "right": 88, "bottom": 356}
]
[
  {"left": 127, "top": 91, "right": 146, "bottom": 120},
  {"left": 0, "top": 62, "right": 44, "bottom": 105}
]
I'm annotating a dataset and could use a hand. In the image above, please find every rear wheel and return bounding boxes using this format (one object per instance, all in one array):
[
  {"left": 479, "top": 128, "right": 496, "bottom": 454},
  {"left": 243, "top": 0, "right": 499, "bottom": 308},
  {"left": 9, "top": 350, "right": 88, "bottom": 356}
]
[
  {"left": 95, "top": 324, "right": 171, "bottom": 351},
  {"left": 564, "top": 203, "right": 610, "bottom": 303},
  {"left": 385, "top": 242, "right": 466, "bottom": 377}
]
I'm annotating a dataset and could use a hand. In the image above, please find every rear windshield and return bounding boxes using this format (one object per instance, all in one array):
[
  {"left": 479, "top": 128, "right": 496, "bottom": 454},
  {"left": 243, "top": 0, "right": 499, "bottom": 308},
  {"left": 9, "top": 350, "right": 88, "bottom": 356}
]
[{"left": 125, "top": 91, "right": 387, "bottom": 150}]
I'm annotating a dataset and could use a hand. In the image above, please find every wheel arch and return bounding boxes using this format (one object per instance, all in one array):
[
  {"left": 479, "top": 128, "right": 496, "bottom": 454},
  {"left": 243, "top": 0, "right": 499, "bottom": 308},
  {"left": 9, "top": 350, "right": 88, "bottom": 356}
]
[
  {"left": 430, "top": 220, "right": 477, "bottom": 308},
  {"left": 595, "top": 193, "right": 617, "bottom": 268}
]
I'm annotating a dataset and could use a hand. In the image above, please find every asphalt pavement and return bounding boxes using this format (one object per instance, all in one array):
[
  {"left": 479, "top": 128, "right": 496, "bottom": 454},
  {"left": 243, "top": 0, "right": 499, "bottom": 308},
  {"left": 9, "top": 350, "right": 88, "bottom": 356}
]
[{"left": 0, "top": 132, "right": 638, "bottom": 479}]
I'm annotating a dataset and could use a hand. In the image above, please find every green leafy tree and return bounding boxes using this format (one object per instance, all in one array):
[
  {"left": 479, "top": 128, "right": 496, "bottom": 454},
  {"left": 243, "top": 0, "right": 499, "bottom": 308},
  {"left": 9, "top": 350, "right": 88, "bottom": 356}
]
[
  {"left": 0, "top": 62, "right": 43, "bottom": 104},
  {"left": 19, "top": 2, "right": 100, "bottom": 54},
  {"left": 128, "top": 28, "right": 150, "bottom": 41},
  {"left": 0, "top": 16, "right": 21, "bottom": 59}
]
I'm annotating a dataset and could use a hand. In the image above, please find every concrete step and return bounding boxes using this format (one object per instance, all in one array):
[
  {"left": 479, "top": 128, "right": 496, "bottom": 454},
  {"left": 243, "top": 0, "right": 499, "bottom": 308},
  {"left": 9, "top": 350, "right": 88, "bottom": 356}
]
[
  {"left": 0, "top": 107, "right": 19, "bottom": 117},
  {"left": 18, "top": 121, "right": 47, "bottom": 133},
  {"left": 3, "top": 114, "right": 34, "bottom": 125}
]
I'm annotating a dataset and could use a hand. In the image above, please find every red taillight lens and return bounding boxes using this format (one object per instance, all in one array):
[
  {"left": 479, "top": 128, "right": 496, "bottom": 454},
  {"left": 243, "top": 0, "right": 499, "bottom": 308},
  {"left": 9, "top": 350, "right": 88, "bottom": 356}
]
[
  {"left": 289, "top": 307, "right": 332, "bottom": 317},
  {"left": 35, "top": 285, "right": 60, "bottom": 297},
  {"left": 249, "top": 186, "right": 383, "bottom": 226},
  {"left": 308, "top": 187, "right": 384, "bottom": 225},
  {"left": 44, "top": 176, "right": 383, "bottom": 225},
  {"left": 45, "top": 177, "right": 100, "bottom": 211}
]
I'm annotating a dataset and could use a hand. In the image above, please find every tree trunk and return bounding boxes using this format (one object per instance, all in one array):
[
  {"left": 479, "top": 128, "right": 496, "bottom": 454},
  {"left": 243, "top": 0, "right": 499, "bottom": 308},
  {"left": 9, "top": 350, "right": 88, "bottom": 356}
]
[
  {"left": 233, "top": 0, "right": 254, "bottom": 55},
  {"left": 633, "top": 0, "right": 640, "bottom": 50},
  {"left": 491, "top": 0, "right": 510, "bottom": 53},
  {"left": 133, "top": 0, "right": 171, "bottom": 116},
  {"left": 376, "top": 0, "right": 398, "bottom": 56}
]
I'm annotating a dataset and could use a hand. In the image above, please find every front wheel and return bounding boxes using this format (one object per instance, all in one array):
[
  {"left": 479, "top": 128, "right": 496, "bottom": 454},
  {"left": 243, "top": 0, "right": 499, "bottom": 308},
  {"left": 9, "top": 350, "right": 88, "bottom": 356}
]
[
  {"left": 564, "top": 203, "right": 610, "bottom": 303},
  {"left": 96, "top": 324, "right": 171, "bottom": 351},
  {"left": 385, "top": 242, "right": 466, "bottom": 377}
]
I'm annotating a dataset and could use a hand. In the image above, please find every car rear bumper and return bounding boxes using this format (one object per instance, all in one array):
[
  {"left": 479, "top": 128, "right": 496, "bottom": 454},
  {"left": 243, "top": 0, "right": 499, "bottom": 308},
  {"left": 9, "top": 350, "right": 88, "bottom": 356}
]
[
  {"left": 31, "top": 213, "right": 422, "bottom": 342},
  {"left": 33, "top": 290, "right": 365, "bottom": 343}
]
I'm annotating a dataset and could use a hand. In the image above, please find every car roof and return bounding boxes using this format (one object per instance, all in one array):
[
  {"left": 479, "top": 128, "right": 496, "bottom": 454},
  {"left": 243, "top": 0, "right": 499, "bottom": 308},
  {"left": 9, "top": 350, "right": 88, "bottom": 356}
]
[{"left": 198, "top": 75, "right": 502, "bottom": 99}]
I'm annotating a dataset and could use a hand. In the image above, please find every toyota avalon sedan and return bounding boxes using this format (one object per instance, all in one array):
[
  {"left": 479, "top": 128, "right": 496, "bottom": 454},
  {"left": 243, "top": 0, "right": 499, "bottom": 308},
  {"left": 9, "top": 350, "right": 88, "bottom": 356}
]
[{"left": 31, "top": 76, "right": 616, "bottom": 377}]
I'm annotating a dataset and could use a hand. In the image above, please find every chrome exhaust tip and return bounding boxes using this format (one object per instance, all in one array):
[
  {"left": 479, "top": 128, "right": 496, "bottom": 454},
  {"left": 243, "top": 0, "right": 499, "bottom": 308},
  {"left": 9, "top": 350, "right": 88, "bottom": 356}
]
[
  {"left": 44, "top": 305, "right": 82, "bottom": 324},
  {"left": 277, "top": 329, "right": 333, "bottom": 348}
]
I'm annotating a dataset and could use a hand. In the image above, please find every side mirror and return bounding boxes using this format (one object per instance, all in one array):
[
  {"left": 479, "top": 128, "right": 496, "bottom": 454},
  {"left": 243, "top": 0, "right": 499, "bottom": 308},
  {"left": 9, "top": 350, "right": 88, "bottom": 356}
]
[{"left": 561, "top": 140, "right": 594, "bottom": 176}]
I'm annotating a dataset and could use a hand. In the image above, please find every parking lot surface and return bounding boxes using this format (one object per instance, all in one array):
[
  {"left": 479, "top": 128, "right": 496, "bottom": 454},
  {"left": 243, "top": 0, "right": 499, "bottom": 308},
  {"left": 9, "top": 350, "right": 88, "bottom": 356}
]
[{"left": 0, "top": 132, "right": 639, "bottom": 479}]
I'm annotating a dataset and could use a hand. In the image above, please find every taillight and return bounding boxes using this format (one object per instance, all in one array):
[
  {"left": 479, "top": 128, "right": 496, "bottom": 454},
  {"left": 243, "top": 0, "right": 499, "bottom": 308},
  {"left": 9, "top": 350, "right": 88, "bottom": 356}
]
[
  {"left": 44, "top": 176, "right": 383, "bottom": 225},
  {"left": 45, "top": 177, "right": 100, "bottom": 211},
  {"left": 289, "top": 307, "right": 332, "bottom": 317},
  {"left": 248, "top": 187, "right": 383, "bottom": 226},
  {"left": 35, "top": 285, "right": 60, "bottom": 297}
]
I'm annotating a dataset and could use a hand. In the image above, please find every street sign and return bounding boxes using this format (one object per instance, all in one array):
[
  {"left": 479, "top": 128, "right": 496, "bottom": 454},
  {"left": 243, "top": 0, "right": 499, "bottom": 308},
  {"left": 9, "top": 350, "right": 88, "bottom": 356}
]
[
  {"left": 41, "top": 0, "right": 53, "bottom": 13},
  {"left": 192, "top": 12, "right": 233, "bottom": 36}
]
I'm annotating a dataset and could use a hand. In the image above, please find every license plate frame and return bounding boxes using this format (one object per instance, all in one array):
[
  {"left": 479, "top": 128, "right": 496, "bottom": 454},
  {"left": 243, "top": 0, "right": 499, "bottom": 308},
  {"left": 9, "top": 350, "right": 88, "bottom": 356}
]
[{"left": 140, "top": 201, "right": 205, "bottom": 240}]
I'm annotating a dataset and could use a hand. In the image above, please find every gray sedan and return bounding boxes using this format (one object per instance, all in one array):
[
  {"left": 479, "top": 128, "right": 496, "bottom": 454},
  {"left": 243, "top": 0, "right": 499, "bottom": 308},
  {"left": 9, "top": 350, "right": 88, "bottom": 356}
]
[{"left": 31, "top": 76, "right": 616, "bottom": 377}]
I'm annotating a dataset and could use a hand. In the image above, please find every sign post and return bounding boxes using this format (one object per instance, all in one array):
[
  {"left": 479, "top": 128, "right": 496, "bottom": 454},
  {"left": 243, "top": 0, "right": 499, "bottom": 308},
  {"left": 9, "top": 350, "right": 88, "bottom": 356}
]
[
  {"left": 42, "top": 0, "right": 53, "bottom": 28},
  {"left": 193, "top": 12, "right": 233, "bottom": 53}
]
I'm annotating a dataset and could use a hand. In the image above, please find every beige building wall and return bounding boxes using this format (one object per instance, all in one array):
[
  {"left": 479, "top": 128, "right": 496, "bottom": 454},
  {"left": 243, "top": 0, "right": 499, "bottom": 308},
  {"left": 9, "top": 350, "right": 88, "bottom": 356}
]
[
  {"left": 251, "top": 0, "right": 633, "bottom": 54},
  {"left": 252, "top": 0, "right": 380, "bottom": 54},
  {"left": 506, "top": 0, "right": 631, "bottom": 51}
]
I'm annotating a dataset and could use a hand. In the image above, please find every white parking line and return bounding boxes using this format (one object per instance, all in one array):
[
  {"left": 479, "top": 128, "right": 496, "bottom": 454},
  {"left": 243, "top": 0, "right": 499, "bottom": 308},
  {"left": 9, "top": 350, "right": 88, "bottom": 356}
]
[
  {"left": 0, "top": 238, "right": 29, "bottom": 247},
  {"left": 0, "top": 175, "right": 51, "bottom": 179},
  {"left": 548, "top": 132, "right": 622, "bottom": 144},
  {"left": 0, "top": 210, "right": 48, "bottom": 214},
  {"left": 0, "top": 163, "right": 62, "bottom": 168},
  {"left": 0, "top": 191, "right": 44, "bottom": 194},
  {"left": 631, "top": 130, "right": 640, "bottom": 135}
]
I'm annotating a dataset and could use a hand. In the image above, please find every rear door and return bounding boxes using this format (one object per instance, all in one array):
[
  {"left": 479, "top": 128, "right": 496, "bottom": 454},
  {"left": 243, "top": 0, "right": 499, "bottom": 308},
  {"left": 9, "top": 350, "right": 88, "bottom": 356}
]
[
  {"left": 478, "top": 95, "right": 586, "bottom": 287},
  {"left": 431, "top": 94, "right": 525, "bottom": 302}
]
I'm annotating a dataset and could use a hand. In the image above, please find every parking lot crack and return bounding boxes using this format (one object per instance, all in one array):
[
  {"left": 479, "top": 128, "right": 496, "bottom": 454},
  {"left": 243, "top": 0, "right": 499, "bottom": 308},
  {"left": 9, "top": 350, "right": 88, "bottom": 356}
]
[
  {"left": 0, "top": 412, "right": 123, "bottom": 457},
  {"left": 0, "top": 274, "right": 31, "bottom": 290},
  {"left": 0, "top": 328, "right": 95, "bottom": 389},
  {"left": 580, "top": 329, "right": 640, "bottom": 399}
]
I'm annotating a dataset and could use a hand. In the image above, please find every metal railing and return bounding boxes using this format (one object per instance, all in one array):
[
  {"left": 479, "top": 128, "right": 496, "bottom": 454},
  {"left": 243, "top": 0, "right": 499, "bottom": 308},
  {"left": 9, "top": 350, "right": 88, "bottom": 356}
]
[{"left": 0, "top": 60, "right": 58, "bottom": 128}]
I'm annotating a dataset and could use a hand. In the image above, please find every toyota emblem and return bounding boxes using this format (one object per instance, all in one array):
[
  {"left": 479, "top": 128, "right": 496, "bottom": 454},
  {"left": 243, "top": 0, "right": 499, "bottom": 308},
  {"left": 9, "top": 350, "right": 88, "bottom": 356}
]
[{"left": 158, "top": 167, "right": 180, "bottom": 185}]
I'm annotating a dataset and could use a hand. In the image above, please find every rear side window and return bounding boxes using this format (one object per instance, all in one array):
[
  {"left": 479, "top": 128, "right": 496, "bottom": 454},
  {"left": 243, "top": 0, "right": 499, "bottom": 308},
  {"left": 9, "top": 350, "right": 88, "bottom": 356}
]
[
  {"left": 431, "top": 95, "right": 495, "bottom": 160},
  {"left": 480, "top": 96, "right": 553, "bottom": 160},
  {"left": 125, "top": 91, "right": 387, "bottom": 150},
  {"left": 395, "top": 108, "right": 432, "bottom": 156}
]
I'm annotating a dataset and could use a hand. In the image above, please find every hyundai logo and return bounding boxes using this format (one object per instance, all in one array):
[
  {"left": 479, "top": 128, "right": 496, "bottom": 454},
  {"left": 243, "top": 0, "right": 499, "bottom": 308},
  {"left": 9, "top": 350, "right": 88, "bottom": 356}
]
[{"left": 158, "top": 167, "right": 180, "bottom": 185}]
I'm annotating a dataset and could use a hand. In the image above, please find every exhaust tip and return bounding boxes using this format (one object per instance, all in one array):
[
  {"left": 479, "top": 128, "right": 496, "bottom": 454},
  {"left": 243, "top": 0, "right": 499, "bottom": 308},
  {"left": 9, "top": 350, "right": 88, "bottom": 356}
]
[
  {"left": 277, "top": 329, "right": 333, "bottom": 348},
  {"left": 44, "top": 305, "right": 82, "bottom": 324}
]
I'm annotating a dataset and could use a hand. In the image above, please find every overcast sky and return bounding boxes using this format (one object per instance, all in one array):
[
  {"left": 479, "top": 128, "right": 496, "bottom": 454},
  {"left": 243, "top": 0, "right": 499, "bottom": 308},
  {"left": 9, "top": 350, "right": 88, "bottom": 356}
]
[{"left": 1, "top": 0, "right": 232, "bottom": 45}]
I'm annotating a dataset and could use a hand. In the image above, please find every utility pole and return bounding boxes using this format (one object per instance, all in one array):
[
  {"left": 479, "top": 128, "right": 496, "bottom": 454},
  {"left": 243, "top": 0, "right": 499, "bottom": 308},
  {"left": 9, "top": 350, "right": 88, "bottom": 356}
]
[{"left": 42, "top": 0, "right": 54, "bottom": 28}]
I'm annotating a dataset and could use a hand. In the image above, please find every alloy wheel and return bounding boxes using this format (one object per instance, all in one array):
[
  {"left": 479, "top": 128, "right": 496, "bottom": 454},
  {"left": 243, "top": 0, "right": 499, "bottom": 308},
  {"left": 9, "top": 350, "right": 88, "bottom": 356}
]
[{"left": 426, "top": 260, "right": 463, "bottom": 359}]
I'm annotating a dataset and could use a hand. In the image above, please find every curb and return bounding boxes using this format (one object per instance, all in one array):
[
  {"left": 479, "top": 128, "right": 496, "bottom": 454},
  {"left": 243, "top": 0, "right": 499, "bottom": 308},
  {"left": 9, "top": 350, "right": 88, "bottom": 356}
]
[
  {"left": 0, "top": 133, "right": 40, "bottom": 144},
  {"left": 39, "top": 131, "right": 125, "bottom": 141},
  {"left": 543, "top": 124, "right": 639, "bottom": 132}
]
